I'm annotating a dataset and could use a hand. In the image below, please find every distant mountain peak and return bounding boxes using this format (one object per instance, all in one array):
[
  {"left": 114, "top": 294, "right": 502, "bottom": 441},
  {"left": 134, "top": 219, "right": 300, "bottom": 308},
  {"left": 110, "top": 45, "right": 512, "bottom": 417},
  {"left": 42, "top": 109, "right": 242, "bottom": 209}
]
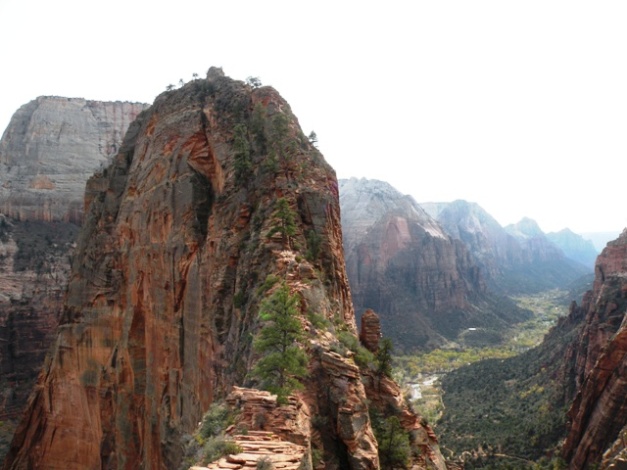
[{"left": 505, "top": 217, "right": 544, "bottom": 239}]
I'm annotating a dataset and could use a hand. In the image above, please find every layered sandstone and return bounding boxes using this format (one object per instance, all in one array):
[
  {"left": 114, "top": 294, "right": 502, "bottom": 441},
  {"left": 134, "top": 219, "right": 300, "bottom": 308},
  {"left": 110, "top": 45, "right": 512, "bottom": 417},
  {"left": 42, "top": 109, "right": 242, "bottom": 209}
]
[
  {"left": 562, "top": 229, "right": 627, "bottom": 469},
  {"left": 4, "top": 69, "right": 442, "bottom": 469},
  {"left": 340, "top": 178, "right": 529, "bottom": 351},
  {"left": 0, "top": 96, "right": 148, "bottom": 223}
]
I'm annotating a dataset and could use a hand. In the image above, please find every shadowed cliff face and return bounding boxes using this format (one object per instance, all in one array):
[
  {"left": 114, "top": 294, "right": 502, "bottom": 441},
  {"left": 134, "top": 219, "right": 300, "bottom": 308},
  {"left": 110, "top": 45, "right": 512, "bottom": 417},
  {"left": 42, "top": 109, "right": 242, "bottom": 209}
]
[
  {"left": 4, "top": 70, "right": 444, "bottom": 470},
  {"left": 340, "top": 178, "right": 529, "bottom": 351},
  {"left": 562, "top": 229, "right": 627, "bottom": 469}
]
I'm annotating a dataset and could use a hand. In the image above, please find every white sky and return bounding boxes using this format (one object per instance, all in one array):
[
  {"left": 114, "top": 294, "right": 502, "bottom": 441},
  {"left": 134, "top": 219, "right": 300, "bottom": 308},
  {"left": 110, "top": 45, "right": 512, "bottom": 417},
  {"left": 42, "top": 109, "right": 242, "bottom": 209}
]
[{"left": 1, "top": 0, "right": 626, "bottom": 234}]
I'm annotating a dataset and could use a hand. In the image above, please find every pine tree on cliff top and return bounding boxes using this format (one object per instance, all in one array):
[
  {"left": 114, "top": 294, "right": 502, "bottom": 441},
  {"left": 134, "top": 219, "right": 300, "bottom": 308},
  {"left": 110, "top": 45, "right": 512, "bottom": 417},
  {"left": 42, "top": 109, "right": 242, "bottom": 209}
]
[{"left": 252, "top": 282, "right": 308, "bottom": 403}]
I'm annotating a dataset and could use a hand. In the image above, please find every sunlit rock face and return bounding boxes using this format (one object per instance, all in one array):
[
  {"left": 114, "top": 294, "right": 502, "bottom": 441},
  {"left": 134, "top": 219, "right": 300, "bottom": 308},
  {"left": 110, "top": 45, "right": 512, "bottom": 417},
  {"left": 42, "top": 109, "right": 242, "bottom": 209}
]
[
  {"left": 0, "top": 96, "right": 148, "bottom": 223},
  {"left": 562, "top": 229, "right": 627, "bottom": 470},
  {"left": 340, "top": 178, "right": 528, "bottom": 351},
  {"left": 4, "top": 70, "right": 445, "bottom": 470}
]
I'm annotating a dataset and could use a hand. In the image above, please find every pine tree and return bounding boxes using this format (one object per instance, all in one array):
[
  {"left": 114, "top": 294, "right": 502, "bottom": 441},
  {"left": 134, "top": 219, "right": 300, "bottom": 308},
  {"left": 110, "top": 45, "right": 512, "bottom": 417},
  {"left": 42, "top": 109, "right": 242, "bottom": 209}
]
[
  {"left": 269, "top": 198, "right": 297, "bottom": 249},
  {"left": 252, "top": 282, "right": 308, "bottom": 403},
  {"left": 376, "top": 337, "right": 394, "bottom": 379}
]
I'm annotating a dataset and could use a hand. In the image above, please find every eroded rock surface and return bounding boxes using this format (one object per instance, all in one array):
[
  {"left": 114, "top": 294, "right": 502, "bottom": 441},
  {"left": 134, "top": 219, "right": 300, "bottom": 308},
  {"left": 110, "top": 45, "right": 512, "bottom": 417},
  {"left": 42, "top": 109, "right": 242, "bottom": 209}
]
[
  {"left": 0, "top": 98, "right": 147, "bottom": 462},
  {"left": 4, "top": 70, "right": 441, "bottom": 469},
  {"left": 562, "top": 229, "right": 627, "bottom": 469},
  {"left": 0, "top": 96, "right": 148, "bottom": 222}
]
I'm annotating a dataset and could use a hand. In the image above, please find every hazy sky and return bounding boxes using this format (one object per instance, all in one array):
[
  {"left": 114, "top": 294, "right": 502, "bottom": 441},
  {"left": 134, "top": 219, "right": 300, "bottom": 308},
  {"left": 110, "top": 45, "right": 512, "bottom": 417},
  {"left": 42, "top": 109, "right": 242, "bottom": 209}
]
[{"left": 1, "top": 0, "right": 626, "bottom": 234}]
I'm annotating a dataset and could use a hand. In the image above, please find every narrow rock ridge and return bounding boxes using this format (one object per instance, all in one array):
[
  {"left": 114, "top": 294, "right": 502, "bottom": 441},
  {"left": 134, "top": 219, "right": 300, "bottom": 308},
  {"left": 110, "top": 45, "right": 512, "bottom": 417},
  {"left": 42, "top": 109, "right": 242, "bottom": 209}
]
[{"left": 4, "top": 69, "right": 443, "bottom": 469}]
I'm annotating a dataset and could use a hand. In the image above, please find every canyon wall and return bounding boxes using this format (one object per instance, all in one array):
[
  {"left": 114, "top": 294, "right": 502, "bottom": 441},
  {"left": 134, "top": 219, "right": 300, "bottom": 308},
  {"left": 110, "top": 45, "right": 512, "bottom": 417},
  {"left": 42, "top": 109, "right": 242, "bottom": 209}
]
[{"left": 562, "top": 229, "right": 627, "bottom": 469}]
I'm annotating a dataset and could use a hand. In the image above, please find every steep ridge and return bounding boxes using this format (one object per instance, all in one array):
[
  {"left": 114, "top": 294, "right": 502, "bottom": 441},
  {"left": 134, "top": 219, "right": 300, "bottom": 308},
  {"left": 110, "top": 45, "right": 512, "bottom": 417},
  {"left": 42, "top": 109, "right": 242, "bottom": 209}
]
[
  {"left": 423, "top": 201, "right": 591, "bottom": 294},
  {"left": 0, "top": 98, "right": 148, "bottom": 460},
  {"left": 340, "top": 178, "right": 528, "bottom": 351},
  {"left": 562, "top": 229, "right": 627, "bottom": 469},
  {"left": 4, "top": 70, "right": 444, "bottom": 469}
]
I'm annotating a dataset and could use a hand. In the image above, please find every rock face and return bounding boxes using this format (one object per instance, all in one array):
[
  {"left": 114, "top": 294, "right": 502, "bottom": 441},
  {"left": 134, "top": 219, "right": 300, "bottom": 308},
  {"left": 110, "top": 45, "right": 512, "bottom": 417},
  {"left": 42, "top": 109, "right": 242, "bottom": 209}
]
[
  {"left": 4, "top": 70, "right": 443, "bottom": 469},
  {"left": 359, "top": 309, "right": 381, "bottom": 353},
  {"left": 547, "top": 228, "right": 598, "bottom": 269},
  {"left": 0, "top": 96, "right": 148, "bottom": 223},
  {"left": 340, "top": 178, "right": 529, "bottom": 351},
  {"left": 0, "top": 98, "right": 148, "bottom": 461},
  {"left": 423, "top": 201, "right": 591, "bottom": 294},
  {"left": 562, "top": 229, "right": 627, "bottom": 469}
]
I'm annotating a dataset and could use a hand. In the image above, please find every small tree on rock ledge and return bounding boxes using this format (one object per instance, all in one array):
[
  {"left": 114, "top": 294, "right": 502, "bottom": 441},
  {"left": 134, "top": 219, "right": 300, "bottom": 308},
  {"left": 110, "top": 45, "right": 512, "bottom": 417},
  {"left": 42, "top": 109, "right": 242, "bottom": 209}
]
[{"left": 252, "top": 282, "right": 308, "bottom": 403}]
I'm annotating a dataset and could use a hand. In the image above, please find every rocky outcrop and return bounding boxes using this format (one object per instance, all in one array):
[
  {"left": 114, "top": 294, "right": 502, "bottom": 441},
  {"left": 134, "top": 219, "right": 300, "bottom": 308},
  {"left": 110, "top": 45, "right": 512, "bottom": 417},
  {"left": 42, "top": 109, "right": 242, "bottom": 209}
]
[
  {"left": 359, "top": 309, "right": 381, "bottom": 353},
  {"left": 0, "top": 96, "right": 148, "bottom": 223},
  {"left": 5, "top": 70, "right": 441, "bottom": 469},
  {"left": 562, "top": 229, "right": 627, "bottom": 469},
  {"left": 201, "top": 432, "right": 306, "bottom": 470},
  {"left": 341, "top": 178, "right": 529, "bottom": 351},
  {"left": 423, "top": 201, "right": 592, "bottom": 294}
]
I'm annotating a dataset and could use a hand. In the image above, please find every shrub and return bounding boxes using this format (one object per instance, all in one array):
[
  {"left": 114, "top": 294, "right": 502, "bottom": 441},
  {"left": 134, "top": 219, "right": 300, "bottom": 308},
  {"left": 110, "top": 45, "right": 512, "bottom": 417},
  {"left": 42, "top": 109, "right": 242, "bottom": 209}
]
[
  {"left": 200, "top": 402, "right": 232, "bottom": 440},
  {"left": 256, "top": 457, "right": 274, "bottom": 470},
  {"left": 203, "top": 436, "right": 242, "bottom": 464}
]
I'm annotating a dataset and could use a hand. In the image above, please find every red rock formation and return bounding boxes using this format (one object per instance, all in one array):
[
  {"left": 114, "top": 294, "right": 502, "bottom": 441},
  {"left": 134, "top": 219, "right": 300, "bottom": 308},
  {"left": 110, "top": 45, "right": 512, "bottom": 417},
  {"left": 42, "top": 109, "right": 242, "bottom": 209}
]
[
  {"left": 562, "top": 229, "right": 627, "bottom": 469},
  {"left": 4, "top": 69, "right": 442, "bottom": 469},
  {"left": 359, "top": 309, "right": 381, "bottom": 353}
]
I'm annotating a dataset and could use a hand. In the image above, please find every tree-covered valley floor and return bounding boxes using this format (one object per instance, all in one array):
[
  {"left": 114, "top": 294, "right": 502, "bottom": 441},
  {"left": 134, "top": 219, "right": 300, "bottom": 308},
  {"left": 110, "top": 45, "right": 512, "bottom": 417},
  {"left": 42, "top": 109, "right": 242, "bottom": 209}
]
[{"left": 393, "top": 289, "right": 575, "bottom": 469}]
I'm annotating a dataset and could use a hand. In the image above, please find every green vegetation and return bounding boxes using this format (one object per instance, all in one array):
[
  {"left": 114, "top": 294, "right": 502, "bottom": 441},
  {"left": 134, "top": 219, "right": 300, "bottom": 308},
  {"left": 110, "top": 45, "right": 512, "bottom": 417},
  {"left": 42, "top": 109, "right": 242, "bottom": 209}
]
[
  {"left": 370, "top": 412, "right": 412, "bottom": 469},
  {"left": 337, "top": 331, "right": 375, "bottom": 369},
  {"left": 268, "top": 198, "right": 298, "bottom": 249},
  {"left": 376, "top": 338, "right": 394, "bottom": 379},
  {"left": 305, "top": 229, "right": 322, "bottom": 262},
  {"left": 392, "top": 290, "right": 577, "bottom": 467},
  {"left": 233, "top": 123, "right": 252, "bottom": 184},
  {"left": 252, "top": 282, "right": 308, "bottom": 403},
  {"left": 179, "top": 401, "right": 241, "bottom": 469}
]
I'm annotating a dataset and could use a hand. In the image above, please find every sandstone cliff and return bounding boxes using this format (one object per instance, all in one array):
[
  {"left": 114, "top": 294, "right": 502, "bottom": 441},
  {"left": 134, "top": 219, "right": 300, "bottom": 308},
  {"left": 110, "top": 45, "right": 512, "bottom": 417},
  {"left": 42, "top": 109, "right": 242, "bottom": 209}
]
[
  {"left": 4, "top": 70, "right": 444, "bottom": 470},
  {"left": 0, "top": 96, "right": 148, "bottom": 223},
  {"left": 423, "top": 201, "right": 591, "bottom": 294},
  {"left": 562, "top": 229, "right": 627, "bottom": 469},
  {"left": 0, "top": 98, "right": 148, "bottom": 461},
  {"left": 341, "top": 178, "right": 529, "bottom": 351}
]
